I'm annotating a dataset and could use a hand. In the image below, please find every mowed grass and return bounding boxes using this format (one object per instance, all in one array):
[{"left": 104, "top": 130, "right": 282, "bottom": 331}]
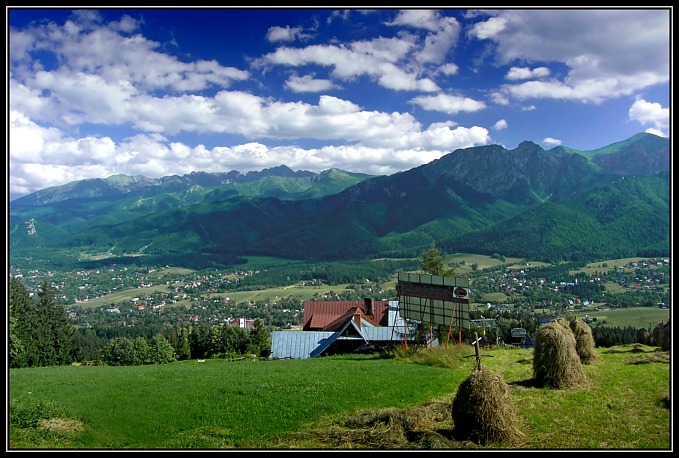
[
  {"left": 9, "top": 345, "right": 670, "bottom": 450},
  {"left": 9, "top": 355, "right": 463, "bottom": 449},
  {"left": 575, "top": 306, "right": 670, "bottom": 329}
]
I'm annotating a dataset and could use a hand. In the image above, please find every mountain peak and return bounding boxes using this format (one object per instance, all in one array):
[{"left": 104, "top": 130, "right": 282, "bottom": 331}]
[{"left": 513, "top": 140, "right": 543, "bottom": 151}]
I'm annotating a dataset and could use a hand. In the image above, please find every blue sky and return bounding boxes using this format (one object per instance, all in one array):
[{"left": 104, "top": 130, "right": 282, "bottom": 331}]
[{"left": 8, "top": 7, "right": 671, "bottom": 199}]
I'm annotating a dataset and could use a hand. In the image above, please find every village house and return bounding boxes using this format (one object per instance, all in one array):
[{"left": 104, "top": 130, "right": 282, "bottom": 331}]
[{"left": 269, "top": 298, "right": 424, "bottom": 359}]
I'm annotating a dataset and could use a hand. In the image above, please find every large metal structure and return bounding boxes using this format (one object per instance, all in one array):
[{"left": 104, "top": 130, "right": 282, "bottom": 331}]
[{"left": 396, "top": 272, "right": 471, "bottom": 330}]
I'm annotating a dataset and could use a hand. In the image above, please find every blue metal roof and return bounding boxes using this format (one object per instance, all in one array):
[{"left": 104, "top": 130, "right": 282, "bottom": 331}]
[
  {"left": 269, "top": 330, "right": 335, "bottom": 360},
  {"left": 270, "top": 317, "right": 419, "bottom": 360}
]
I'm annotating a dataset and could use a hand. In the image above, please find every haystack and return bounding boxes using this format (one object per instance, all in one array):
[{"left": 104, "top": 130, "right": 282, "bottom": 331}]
[
  {"left": 569, "top": 317, "right": 599, "bottom": 364},
  {"left": 451, "top": 366, "right": 524, "bottom": 447},
  {"left": 533, "top": 318, "right": 587, "bottom": 388},
  {"left": 650, "top": 319, "right": 670, "bottom": 351}
]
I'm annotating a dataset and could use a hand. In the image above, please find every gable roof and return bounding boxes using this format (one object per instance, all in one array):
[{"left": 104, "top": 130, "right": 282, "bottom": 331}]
[
  {"left": 309, "top": 318, "right": 368, "bottom": 357},
  {"left": 302, "top": 300, "right": 390, "bottom": 330},
  {"left": 270, "top": 300, "right": 425, "bottom": 360}
]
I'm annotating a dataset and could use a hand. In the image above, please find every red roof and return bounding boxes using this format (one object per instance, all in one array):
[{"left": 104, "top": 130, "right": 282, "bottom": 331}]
[{"left": 302, "top": 300, "right": 390, "bottom": 331}]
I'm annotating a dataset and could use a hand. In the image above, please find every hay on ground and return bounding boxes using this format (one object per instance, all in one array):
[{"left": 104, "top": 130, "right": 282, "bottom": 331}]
[
  {"left": 569, "top": 317, "right": 599, "bottom": 364},
  {"left": 451, "top": 366, "right": 525, "bottom": 447},
  {"left": 288, "top": 399, "right": 458, "bottom": 449},
  {"left": 533, "top": 318, "right": 587, "bottom": 389}
]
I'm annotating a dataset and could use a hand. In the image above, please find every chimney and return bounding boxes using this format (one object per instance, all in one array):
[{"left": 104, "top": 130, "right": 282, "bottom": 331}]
[
  {"left": 364, "top": 298, "right": 373, "bottom": 316},
  {"left": 353, "top": 312, "right": 361, "bottom": 329}
]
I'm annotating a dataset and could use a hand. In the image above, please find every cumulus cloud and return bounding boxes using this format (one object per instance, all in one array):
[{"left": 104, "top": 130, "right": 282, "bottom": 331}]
[
  {"left": 438, "top": 63, "right": 459, "bottom": 76},
  {"left": 285, "top": 74, "right": 338, "bottom": 93},
  {"left": 409, "top": 93, "right": 486, "bottom": 115},
  {"left": 472, "top": 10, "right": 669, "bottom": 104},
  {"left": 7, "top": 9, "right": 669, "bottom": 199},
  {"left": 385, "top": 10, "right": 442, "bottom": 31},
  {"left": 256, "top": 38, "right": 441, "bottom": 92},
  {"left": 505, "top": 66, "right": 550, "bottom": 81},
  {"left": 385, "top": 10, "right": 461, "bottom": 65},
  {"left": 9, "top": 106, "right": 491, "bottom": 196},
  {"left": 543, "top": 137, "right": 562, "bottom": 147},
  {"left": 266, "top": 25, "right": 311, "bottom": 43},
  {"left": 628, "top": 97, "right": 669, "bottom": 136},
  {"left": 493, "top": 119, "right": 507, "bottom": 130}
]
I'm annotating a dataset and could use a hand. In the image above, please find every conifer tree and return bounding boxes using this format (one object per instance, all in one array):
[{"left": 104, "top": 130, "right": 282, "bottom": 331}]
[
  {"left": 37, "top": 279, "right": 79, "bottom": 366},
  {"left": 250, "top": 319, "right": 270, "bottom": 355},
  {"left": 9, "top": 276, "right": 30, "bottom": 368},
  {"left": 174, "top": 326, "right": 192, "bottom": 360},
  {"left": 420, "top": 243, "right": 457, "bottom": 276}
]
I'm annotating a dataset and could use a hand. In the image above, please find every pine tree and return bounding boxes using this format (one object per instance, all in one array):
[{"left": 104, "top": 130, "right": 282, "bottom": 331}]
[
  {"left": 420, "top": 243, "right": 457, "bottom": 276},
  {"left": 9, "top": 276, "right": 30, "bottom": 368},
  {"left": 250, "top": 319, "right": 270, "bottom": 356},
  {"left": 174, "top": 326, "right": 192, "bottom": 361},
  {"left": 38, "top": 280, "right": 79, "bottom": 366}
]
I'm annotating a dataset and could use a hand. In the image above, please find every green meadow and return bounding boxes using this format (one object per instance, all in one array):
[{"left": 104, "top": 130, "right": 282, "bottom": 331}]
[
  {"left": 575, "top": 306, "right": 669, "bottom": 329},
  {"left": 9, "top": 344, "right": 670, "bottom": 450}
]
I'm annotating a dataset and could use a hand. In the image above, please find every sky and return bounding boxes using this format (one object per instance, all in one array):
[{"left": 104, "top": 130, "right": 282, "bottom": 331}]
[{"left": 7, "top": 7, "right": 671, "bottom": 200}]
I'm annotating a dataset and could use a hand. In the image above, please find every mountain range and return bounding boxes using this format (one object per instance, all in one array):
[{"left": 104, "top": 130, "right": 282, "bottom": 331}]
[{"left": 9, "top": 132, "right": 670, "bottom": 269}]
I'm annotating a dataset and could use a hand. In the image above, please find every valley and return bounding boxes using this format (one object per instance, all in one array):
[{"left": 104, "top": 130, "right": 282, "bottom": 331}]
[
  {"left": 8, "top": 132, "right": 671, "bottom": 359},
  {"left": 9, "top": 253, "right": 670, "bottom": 339}
]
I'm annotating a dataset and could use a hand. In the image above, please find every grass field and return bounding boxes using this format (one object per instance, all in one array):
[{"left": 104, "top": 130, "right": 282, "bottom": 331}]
[
  {"left": 9, "top": 344, "right": 670, "bottom": 450},
  {"left": 74, "top": 284, "right": 176, "bottom": 309},
  {"left": 202, "top": 283, "right": 355, "bottom": 304},
  {"left": 575, "top": 306, "right": 670, "bottom": 330},
  {"left": 570, "top": 257, "right": 653, "bottom": 276}
]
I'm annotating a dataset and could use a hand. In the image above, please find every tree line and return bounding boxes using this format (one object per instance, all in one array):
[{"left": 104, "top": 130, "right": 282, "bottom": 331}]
[
  {"left": 9, "top": 275, "right": 271, "bottom": 368},
  {"left": 98, "top": 319, "right": 269, "bottom": 366}
]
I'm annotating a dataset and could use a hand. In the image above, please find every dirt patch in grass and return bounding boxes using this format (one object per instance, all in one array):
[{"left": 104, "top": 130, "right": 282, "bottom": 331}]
[{"left": 39, "top": 418, "right": 84, "bottom": 434}]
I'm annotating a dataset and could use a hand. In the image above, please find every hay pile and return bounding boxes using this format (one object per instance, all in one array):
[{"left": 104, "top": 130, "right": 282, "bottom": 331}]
[
  {"left": 288, "top": 399, "right": 459, "bottom": 449},
  {"left": 569, "top": 317, "right": 599, "bottom": 364},
  {"left": 533, "top": 318, "right": 587, "bottom": 388},
  {"left": 650, "top": 319, "right": 670, "bottom": 351},
  {"left": 451, "top": 366, "right": 524, "bottom": 447}
]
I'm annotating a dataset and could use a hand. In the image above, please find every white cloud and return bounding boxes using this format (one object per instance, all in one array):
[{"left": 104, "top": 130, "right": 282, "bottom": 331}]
[
  {"left": 468, "top": 16, "right": 507, "bottom": 40},
  {"left": 9, "top": 15, "right": 250, "bottom": 131},
  {"left": 543, "top": 137, "right": 562, "bottom": 147},
  {"left": 472, "top": 10, "right": 669, "bottom": 104},
  {"left": 415, "top": 17, "right": 459, "bottom": 65},
  {"left": 438, "top": 63, "right": 459, "bottom": 76},
  {"left": 503, "top": 79, "right": 625, "bottom": 104},
  {"left": 9, "top": 108, "right": 491, "bottom": 197},
  {"left": 7, "top": 9, "right": 669, "bottom": 199},
  {"left": 628, "top": 97, "right": 669, "bottom": 136},
  {"left": 257, "top": 37, "right": 440, "bottom": 92},
  {"left": 266, "top": 25, "right": 309, "bottom": 43},
  {"left": 384, "top": 10, "right": 462, "bottom": 67},
  {"left": 385, "top": 10, "right": 441, "bottom": 31},
  {"left": 505, "top": 66, "right": 550, "bottom": 81},
  {"left": 9, "top": 16, "right": 249, "bottom": 93},
  {"left": 285, "top": 74, "right": 338, "bottom": 93},
  {"left": 493, "top": 119, "right": 507, "bottom": 130},
  {"left": 409, "top": 93, "right": 486, "bottom": 115}
]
